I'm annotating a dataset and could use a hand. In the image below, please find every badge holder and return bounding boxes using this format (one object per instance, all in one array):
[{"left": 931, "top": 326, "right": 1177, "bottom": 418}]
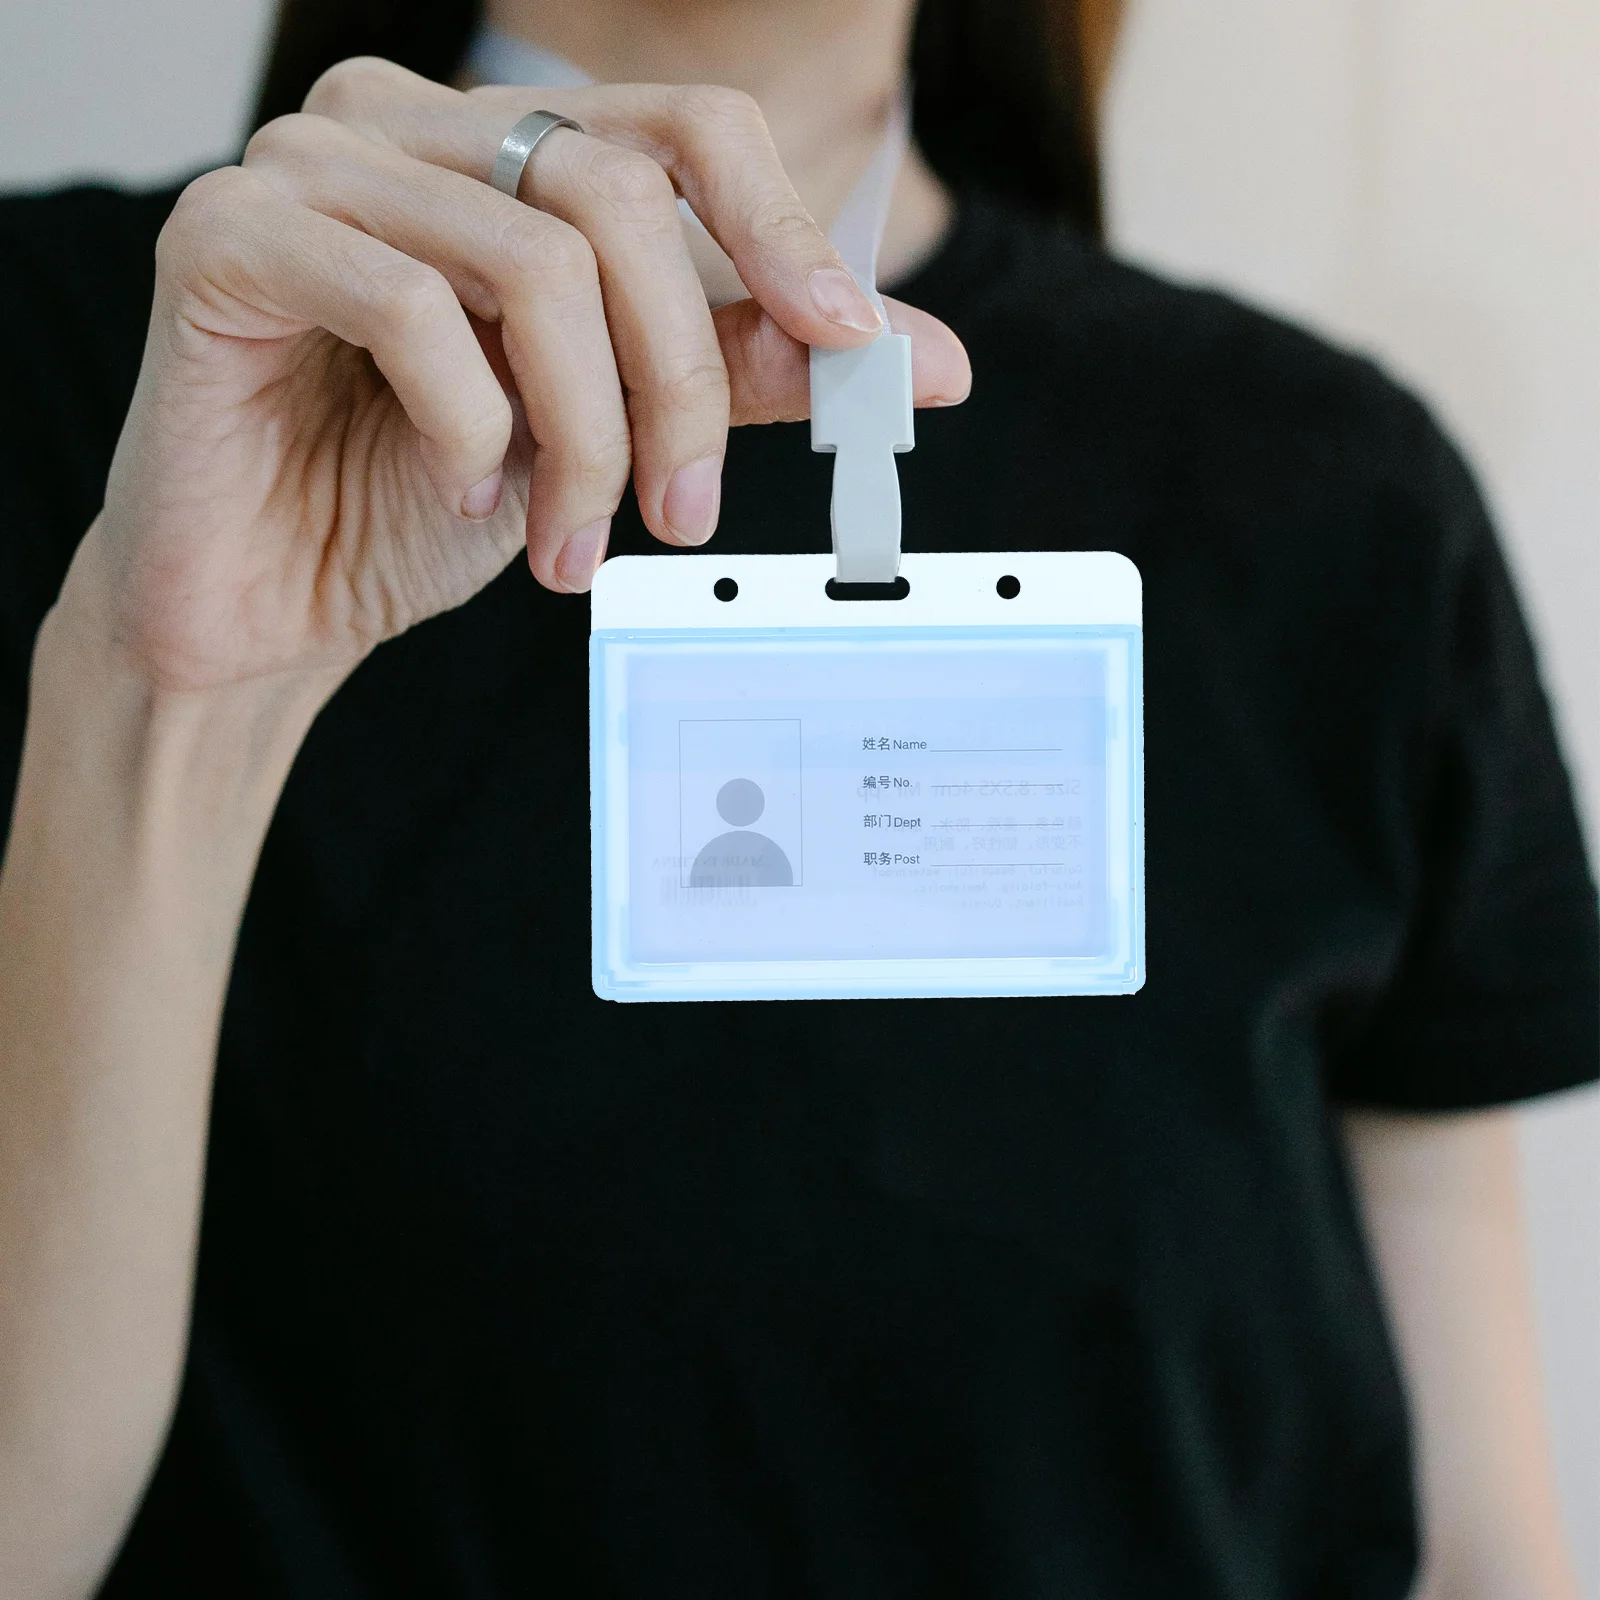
[
  {"left": 589, "top": 91, "right": 1144, "bottom": 1002},
  {"left": 591, "top": 551, "right": 1142, "bottom": 1002}
]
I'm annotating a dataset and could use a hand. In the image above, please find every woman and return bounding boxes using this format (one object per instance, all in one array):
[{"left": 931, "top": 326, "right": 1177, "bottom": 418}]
[{"left": 0, "top": 0, "right": 1593, "bottom": 1594}]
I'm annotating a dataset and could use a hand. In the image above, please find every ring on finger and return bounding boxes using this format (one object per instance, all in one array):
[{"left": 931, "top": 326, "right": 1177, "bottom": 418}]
[{"left": 491, "top": 110, "right": 585, "bottom": 200}]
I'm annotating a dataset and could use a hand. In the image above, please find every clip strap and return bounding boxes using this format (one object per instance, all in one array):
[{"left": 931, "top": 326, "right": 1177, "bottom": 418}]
[{"left": 810, "top": 336, "right": 913, "bottom": 583}]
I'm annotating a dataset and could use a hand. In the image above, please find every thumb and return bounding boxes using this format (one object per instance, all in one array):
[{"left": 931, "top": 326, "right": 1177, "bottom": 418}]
[{"left": 714, "top": 296, "right": 972, "bottom": 428}]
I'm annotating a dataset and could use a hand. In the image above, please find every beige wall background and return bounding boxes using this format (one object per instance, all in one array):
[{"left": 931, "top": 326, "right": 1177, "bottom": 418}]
[{"left": 2, "top": 0, "right": 1596, "bottom": 1588}]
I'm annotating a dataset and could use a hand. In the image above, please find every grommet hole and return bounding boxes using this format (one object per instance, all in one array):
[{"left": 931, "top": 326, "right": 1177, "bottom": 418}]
[
  {"left": 996, "top": 575, "right": 1021, "bottom": 599},
  {"left": 713, "top": 577, "right": 738, "bottom": 602}
]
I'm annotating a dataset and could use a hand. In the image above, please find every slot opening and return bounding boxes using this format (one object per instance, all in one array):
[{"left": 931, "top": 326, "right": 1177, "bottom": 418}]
[{"left": 825, "top": 577, "right": 911, "bottom": 602}]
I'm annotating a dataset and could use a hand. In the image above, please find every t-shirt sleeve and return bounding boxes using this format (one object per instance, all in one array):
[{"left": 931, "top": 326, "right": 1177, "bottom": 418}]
[{"left": 1328, "top": 423, "right": 1599, "bottom": 1109}]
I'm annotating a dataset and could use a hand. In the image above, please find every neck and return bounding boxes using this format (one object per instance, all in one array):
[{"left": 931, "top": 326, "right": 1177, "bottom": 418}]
[{"left": 483, "top": 0, "right": 952, "bottom": 285}]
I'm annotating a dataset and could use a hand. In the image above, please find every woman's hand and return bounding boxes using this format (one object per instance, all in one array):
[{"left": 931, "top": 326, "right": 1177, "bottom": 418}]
[{"left": 73, "top": 57, "right": 969, "bottom": 696}]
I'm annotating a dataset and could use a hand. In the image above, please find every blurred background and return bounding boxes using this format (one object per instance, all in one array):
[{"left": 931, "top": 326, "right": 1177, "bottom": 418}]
[{"left": 2, "top": 0, "right": 1596, "bottom": 1585}]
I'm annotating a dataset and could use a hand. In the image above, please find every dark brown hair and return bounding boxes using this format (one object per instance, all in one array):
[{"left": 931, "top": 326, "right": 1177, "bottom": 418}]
[{"left": 254, "top": 0, "right": 1104, "bottom": 237}]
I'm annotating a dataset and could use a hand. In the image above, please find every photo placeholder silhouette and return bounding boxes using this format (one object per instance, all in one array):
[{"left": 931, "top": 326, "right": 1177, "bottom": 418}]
[{"left": 679, "top": 720, "right": 802, "bottom": 889}]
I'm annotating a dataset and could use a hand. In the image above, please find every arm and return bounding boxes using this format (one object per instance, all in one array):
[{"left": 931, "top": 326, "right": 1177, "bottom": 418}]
[
  {"left": 0, "top": 591, "right": 336, "bottom": 1598},
  {"left": 0, "top": 60, "right": 970, "bottom": 1596},
  {"left": 1343, "top": 1107, "right": 1581, "bottom": 1600}
]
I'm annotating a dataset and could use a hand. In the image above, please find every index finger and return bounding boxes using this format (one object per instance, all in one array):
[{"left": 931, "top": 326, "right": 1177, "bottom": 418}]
[
  {"left": 565, "top": 82, "right": 889, "bottom": 347},
  {"left": 304, "top": 60, "right": 887, "bottom": 350}
]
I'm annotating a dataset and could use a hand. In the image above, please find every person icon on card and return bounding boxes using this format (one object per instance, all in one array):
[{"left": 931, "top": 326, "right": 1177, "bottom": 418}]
[{"left": 689, "top": 778, "right": 795, "bottom": 889}]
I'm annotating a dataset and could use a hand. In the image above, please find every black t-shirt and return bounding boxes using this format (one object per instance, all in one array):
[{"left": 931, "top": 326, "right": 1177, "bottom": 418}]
[{"left": 1, "top": 182, "right": 1595, "bottom": 1600}]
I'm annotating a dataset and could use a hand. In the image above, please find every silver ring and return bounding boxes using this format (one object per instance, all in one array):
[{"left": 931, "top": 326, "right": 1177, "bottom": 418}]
[{"left": 491, "top": 110, "right": 584, "bottom": 200}]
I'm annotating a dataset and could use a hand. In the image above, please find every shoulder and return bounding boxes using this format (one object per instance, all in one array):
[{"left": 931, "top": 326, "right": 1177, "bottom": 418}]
[
  {"left": 0, "top": 181, "right": 179, "bottom": 358},
  {"left": 934, "top": 197, "right": 1490, "bottom": 621},
  {"left": 960, "top": 196, "right": 1450, "bottom": 498},
  {"left": 0, "top": 180, "right": 180, "bottom": 448},
  {"left": 0, "top": 179, "right": 178, "bottom": 270},
  {"left": 0, "top": 181, "right": 183, "bottom": 672}
]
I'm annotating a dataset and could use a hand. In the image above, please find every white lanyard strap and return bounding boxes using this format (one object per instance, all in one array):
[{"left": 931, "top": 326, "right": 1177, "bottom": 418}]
[
  {"left": 823, "top": 88, "right": 909, "bottom": 323},
  {"left": 466, "top": 27, "right": 913, "bottom": 583}
]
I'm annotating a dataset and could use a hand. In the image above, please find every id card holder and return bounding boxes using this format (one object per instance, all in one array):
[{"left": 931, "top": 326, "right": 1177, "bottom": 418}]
[{"left": 590, "top": 552, "right": 1144, "bottom": 1002}]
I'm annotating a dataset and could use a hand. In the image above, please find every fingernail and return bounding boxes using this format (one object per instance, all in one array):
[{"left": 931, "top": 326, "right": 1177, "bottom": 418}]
[
  {"left": 808, "top": 267, "right": 883, "bottom": 333},
  {"left": 461, "top": 470, "right": 504, "bottom": 521},
  {"left": 663, "top": 454, "right": 723, "bottom": 546},
  {"left": 555, "top": 518, "right": 610, "bottom": 593}
]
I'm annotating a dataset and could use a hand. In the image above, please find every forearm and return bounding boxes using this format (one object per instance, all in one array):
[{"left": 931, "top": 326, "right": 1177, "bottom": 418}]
[
  {"left": 1343, "top": 1108, "right": 1581, "bottom": 1600},
  {"left": 0, "top": 561, "right": 336, "bottom": 1597}
]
